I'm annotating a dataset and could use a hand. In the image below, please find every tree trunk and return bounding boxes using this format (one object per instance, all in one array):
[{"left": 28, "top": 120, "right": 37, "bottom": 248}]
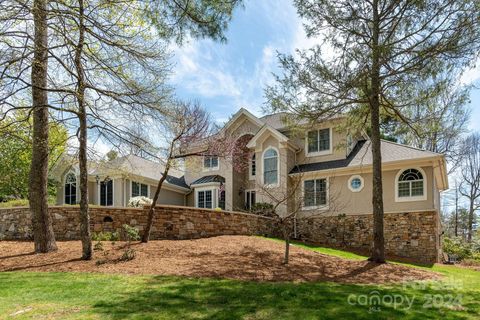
[
  {"left": 467, "top": 200, "right": 474, "bottom": 242},
  {"left": 283, "top": 223, "right": 290, "bottom": 265},
  {"left": 75, "top": 0, "right": 92, "bottom": 259},
  {"left": 454, "top": 185, "right": 458, "bottom": 237},
  {"left": 368, "top": 0, "right": 385, "bottom": 263},
  {"left": 29, "top": 0, "right": 57, "bottom": 253},
  {"left": 142, "top": 161, "right": 171, "bottom": 243}
]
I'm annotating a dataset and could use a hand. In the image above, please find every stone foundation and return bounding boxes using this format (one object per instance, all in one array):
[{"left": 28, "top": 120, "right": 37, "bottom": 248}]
[
  {"left": 0, "top": 205, "right": 275, "bottom": 241},
  {"left": 296, "top": 211, "right": 441, "bottom": 263}
]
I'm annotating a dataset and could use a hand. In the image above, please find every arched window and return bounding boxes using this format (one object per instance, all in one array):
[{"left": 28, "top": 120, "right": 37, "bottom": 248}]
[
  {"left": 64, "top": 172, "right": 76, "bottom": 205},
  {"left": 263, "top": 148, "right": 278, "bottom": 185},
  {"left": 397, "top": 168, "right": 425, "bottom": 199}
]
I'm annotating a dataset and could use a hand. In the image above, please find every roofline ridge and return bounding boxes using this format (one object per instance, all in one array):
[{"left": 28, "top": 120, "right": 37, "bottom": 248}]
[{"left": 379, "top": 139, "right": 442, "bottom": 155}]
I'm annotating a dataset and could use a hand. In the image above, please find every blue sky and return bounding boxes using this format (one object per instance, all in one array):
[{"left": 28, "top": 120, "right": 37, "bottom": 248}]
[{"left": 170, "top": 0, "right": 480, "bottom": 131}]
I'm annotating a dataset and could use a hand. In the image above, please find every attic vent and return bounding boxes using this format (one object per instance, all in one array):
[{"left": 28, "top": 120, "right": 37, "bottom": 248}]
[{"left": 103, "top": 216, "right": 113, "bottom": 223}]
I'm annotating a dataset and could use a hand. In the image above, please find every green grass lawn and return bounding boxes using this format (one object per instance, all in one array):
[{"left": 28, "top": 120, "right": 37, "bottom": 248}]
[{"left": 1, "top": 242, "right": 479, "bottom": 319}]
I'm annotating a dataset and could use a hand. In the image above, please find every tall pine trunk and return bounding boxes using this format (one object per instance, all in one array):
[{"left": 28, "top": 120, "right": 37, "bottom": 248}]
[
  {"left": 75, "top": 0, "right": 92, "bottom": 259},
  {"left": 29, "top": 0, "right": 57, "bottom": 253},
  {"left": 369, "top": 0, "right": 385, "bottom": 263},
  {"left": 467, "top": 200, "right": 474, "bottom": 242}
]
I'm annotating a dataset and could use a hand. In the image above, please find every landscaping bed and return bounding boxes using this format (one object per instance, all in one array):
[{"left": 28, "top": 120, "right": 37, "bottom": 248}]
[{"left": 0, "top": 235, "right": 439, "bottom": 283}]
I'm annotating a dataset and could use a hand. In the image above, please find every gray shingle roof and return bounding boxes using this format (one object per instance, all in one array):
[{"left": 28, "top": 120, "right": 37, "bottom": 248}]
[
  {"left": 290, "top": 139, "right": 441, "bottom": 174},
  {"left": 90, "top": 154, "right": 189, "bottom": 189},
  {"left": 191, "top": 175, "right": 225, "bottom": 185}
]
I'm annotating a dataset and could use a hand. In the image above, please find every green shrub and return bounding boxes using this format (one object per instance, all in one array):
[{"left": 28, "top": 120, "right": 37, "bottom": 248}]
[
  {"left": 122, "top": 224, "right": 140, "bottom": 242},
  {"left": 443, "top": 237, "right": 473, "bottom": 260},
  {"left": 91, "top": 231, "right": 120, "bottom": 242},
  {"left": 250, "top": 202, "right": 275, "bottom": 216},
  {"left": 0, "top": 199, "right": 29, "bottom": 208}
]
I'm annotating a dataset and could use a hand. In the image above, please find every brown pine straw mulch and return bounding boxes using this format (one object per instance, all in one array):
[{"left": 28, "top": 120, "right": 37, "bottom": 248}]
[{"left": 0, "top": 235, "right": 441, "bottom": 284}]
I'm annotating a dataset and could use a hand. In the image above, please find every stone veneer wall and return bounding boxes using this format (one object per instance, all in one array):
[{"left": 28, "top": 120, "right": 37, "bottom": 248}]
[
  {"left": 0, "top": 205, "right": 275, "bottom": 241},
  {"left": 0, "top": 206, "right": 440, "bottom": 263},
  {"left": 296, "top": 211, "right": 441, "bottom": 263}
]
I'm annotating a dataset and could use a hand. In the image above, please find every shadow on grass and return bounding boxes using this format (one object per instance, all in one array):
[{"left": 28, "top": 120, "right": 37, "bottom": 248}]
[{"left": 91, "top": 276, "right": 478, "bottom": 320}]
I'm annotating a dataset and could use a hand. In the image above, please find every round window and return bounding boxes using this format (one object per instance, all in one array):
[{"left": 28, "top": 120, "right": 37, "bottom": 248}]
[{"left": 348, "top": 175, "right": 364, "bottom": 192}]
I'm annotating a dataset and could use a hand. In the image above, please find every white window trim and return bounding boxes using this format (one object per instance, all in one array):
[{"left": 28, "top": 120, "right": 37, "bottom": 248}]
[
  {"left": 97, "top": 178, "right": 115, "bottom": 207},
  {"left": 305, "top": 127, "right": 333, "bottom": 157},
  {"left": 348, "top": 175, "right": 364, "bottom": 192},
  {"left": 394, "top": 167, "right": 427, "bottom": 202},
  {"left": 130, "top": 180, "right": 150, "bottom": 198},
  {"left": 202, "top": 155, "right": 219, "bottom": 172},
  {"left": 195, "top": 186, "right": 218, "bottom": 209},
  {"left": 245, "top": 189, "right": 256, "bottom": 209},
  {"left": 249, "top": 153, "right": 256, "bottom": 180},
  {"left": 301, "top": 177, "right": 329, "bottom": 211},
  {"left": 262, "top": 147, "right": 280, "bottom": 187},
  {"left": 63, "top": 171, "right": 77, "bottom": 205}
]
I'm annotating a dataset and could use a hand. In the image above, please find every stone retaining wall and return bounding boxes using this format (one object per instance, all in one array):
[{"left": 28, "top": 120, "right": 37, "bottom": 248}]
[
  {"left": 0, "top": 205, "right": 275, "bottom": 241},
  {"left": 296, "top": 211, "right": 441, "bottom": 263},
  {"left": 0, "top": 206, "right": 440, "bottom": 263}
]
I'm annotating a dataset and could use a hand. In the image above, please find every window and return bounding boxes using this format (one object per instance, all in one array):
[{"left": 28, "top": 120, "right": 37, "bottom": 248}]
[
  {"left": 250, "top": 154, "right": 256, "bottom": 178},
  {"left": 100, "top": 179, "right": 113, "bottom": 206},
  {"left": 397, "top": 168, "right": 425, "bottom": 200},
  {"left": 203, "top": 156, "right": 219, "bottom": 170},
  {"left": 348, "top": 175, "right": 364, "bottom": 192},
  {"left": 303, "top": 178, "right": 327, "bottom": 208},
  {"left": 197, "top": 190, "right": 213, "bottom": 209},
  {"left": 263, "top": 148, "right": 278, "bottom": 185},
  {"left": 132, "top": 181, "right": 148, "bottom": 197},
  {"left": 219, "top": 189, "right": 226, "bottom": 210},
  {"left": 245, "top": 190, "right": 256, "bottom": 211},
  {"left": 64, "top": 173, "right": 76, "bottom": 205},
  {"left": 307, "top": 128, "right": 331, "bottom": 154}
]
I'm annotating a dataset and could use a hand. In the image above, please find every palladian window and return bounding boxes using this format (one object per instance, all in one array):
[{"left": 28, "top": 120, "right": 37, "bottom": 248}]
[
  {"left": 397, "top": 168, "right": 425, "bottom": 198},
  {"left": 64, "top": 173, "right": 77, "bottom": 205}
]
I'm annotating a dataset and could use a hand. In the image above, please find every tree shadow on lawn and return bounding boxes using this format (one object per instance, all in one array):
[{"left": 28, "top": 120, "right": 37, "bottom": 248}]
[{"left": 91, "top": 276, "right": 479, "bottom": 320}]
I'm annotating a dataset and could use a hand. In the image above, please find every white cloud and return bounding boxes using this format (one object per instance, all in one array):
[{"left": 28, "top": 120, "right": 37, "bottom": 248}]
[{"left": 460, "top": 61, "right": 480, "bottom": 85}]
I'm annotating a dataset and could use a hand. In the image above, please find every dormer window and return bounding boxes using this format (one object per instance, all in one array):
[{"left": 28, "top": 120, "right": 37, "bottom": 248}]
[
  {"left": 307, "top": 128, "right": 331, "bottom": 155},
  {"left": 203, "top": 155, "right": 219, "bottom": 170}
]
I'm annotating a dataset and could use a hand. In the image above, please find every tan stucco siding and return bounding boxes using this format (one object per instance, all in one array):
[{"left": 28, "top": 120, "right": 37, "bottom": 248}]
[
  {"left": 150, "top": 186, "right": 185, "bottom": 206},
  {"left": 113, "top": 178, "right": 124, "bottom": 207},
  {"left": 88, "top": 181, "right": 96, "bottom": 205},
  {"left": 297, "top": 166, "right": 436, "bottom": 217}
]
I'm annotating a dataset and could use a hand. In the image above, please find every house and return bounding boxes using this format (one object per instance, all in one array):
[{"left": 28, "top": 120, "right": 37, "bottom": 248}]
[
  {"left": 51, "top": 107, "right": 447, "bottom": 261},
  {"left": 51, "top": 154, "right": 190, "bottom": 207},
  {"left": 182, "top": 108, "right": 448, "bottom": 219},
  {"left": 52, "top": 107, "right": 447, "bottom": 217}
]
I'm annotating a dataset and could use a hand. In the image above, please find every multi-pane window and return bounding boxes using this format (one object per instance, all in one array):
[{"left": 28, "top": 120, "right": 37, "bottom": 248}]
[
  {"left": 64, "top": 173, "right": 77, "bottom": 205},
  {"left": 245, "top": 190, "right": 256, "bottom": 211},
  {"left": 132, "top": 181, "right": 148, "bottom": 197},
  {"left": 250, "top": 154, "right": 256, "bottom": 177},
  {"left": 203, "top": 156, "right": 219, "bottom": 169},
  {"left": 197, "top": 190, "right": 213, "bottom": 208},
  {"left": 100, "top": 179, "right": 113, "bottom": 206},
  {"left": 304, "top": 178, "right": 327, "bottom": 208},
  {"left": 263, "top": 148, "right": 278, "bottom": 185},
  {"left": 398, "top": 169, "right": 424, "bottom": 198},
  {"left": 307, "top": 128, "right": 330, "bottom": 153}
]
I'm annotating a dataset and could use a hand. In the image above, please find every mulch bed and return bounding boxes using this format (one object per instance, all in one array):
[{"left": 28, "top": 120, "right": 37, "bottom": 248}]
[{"left": 0, "top": 236, "right": 441, "bottom": 284}]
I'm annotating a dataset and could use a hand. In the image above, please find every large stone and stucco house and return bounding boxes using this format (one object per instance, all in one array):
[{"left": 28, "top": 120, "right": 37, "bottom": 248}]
[
  {"left": 52, "top": 108, "right": 448, "bottom": 216},
  {"left": 51, "top": 108, "right": 447, "bottom": 262}
]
